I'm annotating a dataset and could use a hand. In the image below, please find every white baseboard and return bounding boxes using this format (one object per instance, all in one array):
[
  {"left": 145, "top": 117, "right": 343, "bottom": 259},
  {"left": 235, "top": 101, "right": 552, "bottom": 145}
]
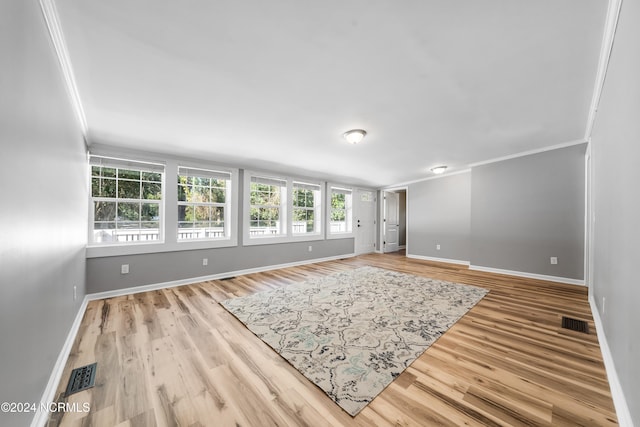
[
  {"left": 31, "top": 296, "right": 90, "bottom": 427},
  {"left": 469, "top": 264, "right": 585, "bottom": 286},
  {"left": 406, "top": 253, "right": 470, "bottom": 266},
  {"left": 589, "top": 296, "right": 634, "bottom": 427},
  {"left": 88, "top": 253, "right": 356, "bottom": 301}
]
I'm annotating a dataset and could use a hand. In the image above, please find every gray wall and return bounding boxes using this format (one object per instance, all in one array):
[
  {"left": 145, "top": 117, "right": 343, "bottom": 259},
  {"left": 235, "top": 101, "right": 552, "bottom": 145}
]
[
  {"left": 470, "top": 144, "right": 586, "bottom": 279},
  {"left": 87, "top": 239, "right": 353, "bottom": 293},
  {"left": 408, "top": 172, "right": 471, "bottom": 262},
  {"left": 407, "top": 145, "right": 586, "bottom": 280},
  {"left": 590, "top": 0, "right": 640, "bottom": 423},
  {"left": 0, "top": 1, "right": 88, "bottom": 425}
]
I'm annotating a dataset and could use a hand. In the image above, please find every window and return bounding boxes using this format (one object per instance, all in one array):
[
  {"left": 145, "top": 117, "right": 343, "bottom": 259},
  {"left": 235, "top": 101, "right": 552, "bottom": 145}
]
[
  {"left": 177, "top": 167, "right": 231, "bottom": 241},
  {"left": 90, "top": 156, "right": 164, "bottom": 244},
  {"left": 249, "top": 175, "right": 287, "bottom": 237},
  {"left": 292, "top": 181, "right": 321, "bottom": 235},
  {"left": 328, "top": 186, "right": 353, "bottom": 236}
]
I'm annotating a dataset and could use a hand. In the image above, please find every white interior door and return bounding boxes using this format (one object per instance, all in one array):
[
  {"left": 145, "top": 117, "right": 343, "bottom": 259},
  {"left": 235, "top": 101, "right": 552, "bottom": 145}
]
[
  {"left": 355, "top": 189, "right": 376, "bottom": 254},
  {"left": 383, "top": 191, "right": 399, "bottom": 253}
]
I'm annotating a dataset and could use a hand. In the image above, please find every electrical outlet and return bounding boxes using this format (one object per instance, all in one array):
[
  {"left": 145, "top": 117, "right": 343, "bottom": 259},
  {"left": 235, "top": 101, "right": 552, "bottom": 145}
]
[
  {"left": 602, "top": 296, "right": 606, "bottom": 314},
  {"left": 308, "top": 245, "right": 313, "bottom": 252},
  {"left": 73, "top": 285, "right": 77, "bottom": 301},
  {"left": 121, "top": 264, "right": 129, "bottom": 274},
  {"left": 550, "top": 257, "right": 558, "bottom": 265},
  {"left": 203, "top": 258, "right": 208, "bottom": 266},
  {"left": 436, "top": 244, "right": 441, "bottom": 250}
]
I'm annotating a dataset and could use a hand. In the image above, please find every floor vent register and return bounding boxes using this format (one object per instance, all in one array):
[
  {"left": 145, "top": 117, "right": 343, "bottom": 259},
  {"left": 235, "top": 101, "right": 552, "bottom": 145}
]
[
  {"left": 65, "top": 363, "right": 97, "bottom": 397},
  {"left": 561, "top": 316, "right": 589, "bottom": 334}
]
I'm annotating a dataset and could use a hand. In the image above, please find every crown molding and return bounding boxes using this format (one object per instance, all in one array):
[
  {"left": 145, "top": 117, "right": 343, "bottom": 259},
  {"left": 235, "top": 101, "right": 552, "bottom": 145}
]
[
  {"left": 584, "top": 0, "right": 623, "bottom": 140},
  {"left": 39, "top": 0, "right": 87, "bottom": 136},
  {"left": 385, "top": 168, "right": 471, "bottom": 188},
  {"left": 468, "top": 139, "right": 587, "bottom": 168}
]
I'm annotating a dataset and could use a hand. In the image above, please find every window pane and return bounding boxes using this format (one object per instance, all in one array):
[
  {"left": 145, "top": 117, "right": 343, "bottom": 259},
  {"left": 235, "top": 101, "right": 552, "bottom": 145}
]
[
  {"left": 91, "top": 166, "right": 101, "bottom": 177},
  {"left": 94, "top": 201, "right": 116, "bottom": 221},
  {"left": 212, "top": 206, "right": 224, "bottom": 226},
  {"left": 178, "top": 205, "right": 188, "bottom": 222},
  {"left": 191, "top": 186, "right": 210, "bottom": 202},
  {"left": 119, "top": 180, "right": 140, "bottom": 199},
  {"left": 194, "top": 205, "right": 211, "bottom": 221},
  {"left": 91, "top": 177, "right": 100, "bottom": 197},
  {"left": 179, "top": 205, "right": 195, "bottom": 222},
  {"left": 101, "top": 167, "right": 116, "bottom": 178},
  {"left": 141, "top": 203, "right": 159, "bottom": 221},
  {"left": 142, "top": 171, "right": 161, "bottom": 182},
  {"left": 118, "top": 169, "right": 140, "bottom": 180},
  {"left": 178, "top": 185, "right": 188, "bottom": 202},
  {"left": 118, "top": 203, "right": 140, "bottom": 221},
  {"left": 258, "top": 207, "right": 279, "bottom": 221},
  {"left": 142, "top": 182, "right": 161, "bottom": 200},
  {"left": 211, "top": 187, "right": 226, "bottom": 203},
  {"left": 193, "top": 176, "right": 210, "bottom": 186},
  {"left": 92, "top": 178, "right": 116, "bottom": 198},
  {"left": 332, "top": 209, "right": 346, "bottom": 221}
]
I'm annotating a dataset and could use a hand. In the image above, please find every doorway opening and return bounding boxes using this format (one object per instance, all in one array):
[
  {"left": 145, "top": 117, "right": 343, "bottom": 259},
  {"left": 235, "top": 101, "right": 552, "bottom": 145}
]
[{"left": 382, "top": 188, "right": 407, "bottom": 254}]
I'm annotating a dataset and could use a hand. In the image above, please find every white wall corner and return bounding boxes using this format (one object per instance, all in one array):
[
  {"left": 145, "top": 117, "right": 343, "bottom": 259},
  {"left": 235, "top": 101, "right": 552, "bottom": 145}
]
[{"left": 588, "top": 296, "right": 634, "bottom": 426}]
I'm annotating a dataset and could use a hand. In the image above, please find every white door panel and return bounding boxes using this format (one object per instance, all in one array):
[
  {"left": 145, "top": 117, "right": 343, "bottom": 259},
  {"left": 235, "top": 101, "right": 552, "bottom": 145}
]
[
  {"left": 355, "top": 189, "right": 376, "bottom": 254},
  {"left": 383, "top": 191, "right": 399, "bottom": 253}
]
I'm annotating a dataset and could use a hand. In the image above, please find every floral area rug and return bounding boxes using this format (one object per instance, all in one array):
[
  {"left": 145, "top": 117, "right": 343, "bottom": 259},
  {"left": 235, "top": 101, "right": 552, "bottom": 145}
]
[{"left": 219, "top": 266, "right": 488, "bottom": 416}]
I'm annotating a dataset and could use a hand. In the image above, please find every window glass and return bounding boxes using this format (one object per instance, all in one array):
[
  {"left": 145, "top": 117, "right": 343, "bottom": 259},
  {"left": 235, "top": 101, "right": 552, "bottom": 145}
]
[
  {"left": 90, "top": 157, "right": 163, "bottom": 244},
  {"left": 177, "top": 167, "right": 231, "bottom": 240}
]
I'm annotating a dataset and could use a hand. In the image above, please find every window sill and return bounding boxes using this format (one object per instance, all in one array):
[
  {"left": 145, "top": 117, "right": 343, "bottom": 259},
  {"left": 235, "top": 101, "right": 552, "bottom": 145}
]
[
  {"left": 327, "top": 232, "right": 355, "bottom": 240},
  {"left": 86, "top": 237, "right": 238, "bottom": 258},
  {"left": 242, "top": 233, "right": 325, "bottom": 246}
]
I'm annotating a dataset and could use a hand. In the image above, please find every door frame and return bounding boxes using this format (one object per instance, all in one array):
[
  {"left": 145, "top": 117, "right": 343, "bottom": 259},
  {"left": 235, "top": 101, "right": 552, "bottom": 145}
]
[{"left": 379, "top": 185, "right": 408, "bottom": 254}]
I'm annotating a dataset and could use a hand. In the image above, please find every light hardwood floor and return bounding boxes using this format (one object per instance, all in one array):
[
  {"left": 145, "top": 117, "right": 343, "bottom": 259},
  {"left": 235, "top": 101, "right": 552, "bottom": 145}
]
[{"left": 48, "top": 252, "right": 618, "bottom": 426}]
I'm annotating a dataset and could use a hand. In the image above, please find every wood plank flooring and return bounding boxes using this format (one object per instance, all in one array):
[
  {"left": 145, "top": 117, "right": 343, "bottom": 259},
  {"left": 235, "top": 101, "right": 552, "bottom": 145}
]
[{"left": 48, "top": 253, "right": 618, "bottom": 426}]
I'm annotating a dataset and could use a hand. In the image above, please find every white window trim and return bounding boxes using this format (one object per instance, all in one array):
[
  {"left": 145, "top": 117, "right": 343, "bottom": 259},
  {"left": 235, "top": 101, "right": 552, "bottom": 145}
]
[
  {"left": 292, "top": 180, "right": 323, "bottom": 237},
  {"left": 87, "top": 154, "right": 166, "bottom": 250},
  {"left": 243, "top": 170, "right": 325, "bottom": 246},
  {"left": 326, "top": 183, "right": 355, "bottom": 239},
  {"left": 87, "top": 153, "right": 239, "bottom": 258},
  {"left": 177, "top": 165, "right": 234, "bottom": 243}
]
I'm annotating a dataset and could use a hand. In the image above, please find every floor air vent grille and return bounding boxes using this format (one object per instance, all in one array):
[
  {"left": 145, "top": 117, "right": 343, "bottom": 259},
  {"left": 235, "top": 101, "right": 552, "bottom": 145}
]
[
  {"left": 561, "top": 316, "right": 589, "bottom": 334},
  {"left": 65, "top": 363, "right": 97, "bottom": 396}
]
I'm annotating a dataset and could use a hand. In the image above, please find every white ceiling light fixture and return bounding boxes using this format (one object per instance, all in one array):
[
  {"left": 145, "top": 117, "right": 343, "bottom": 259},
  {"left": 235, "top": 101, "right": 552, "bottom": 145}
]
[
  {"left": 343, "top": 129, "right": 367, "bottom": 144},
  {"left": 431, "top": 165, "right": 448, "bottom": 174}
]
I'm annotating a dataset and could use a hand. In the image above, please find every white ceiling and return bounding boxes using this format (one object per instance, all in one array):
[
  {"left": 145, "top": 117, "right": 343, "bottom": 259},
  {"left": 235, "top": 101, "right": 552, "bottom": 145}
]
[{"left": 54, "top": 0, "right": 607, "bottom": 187}]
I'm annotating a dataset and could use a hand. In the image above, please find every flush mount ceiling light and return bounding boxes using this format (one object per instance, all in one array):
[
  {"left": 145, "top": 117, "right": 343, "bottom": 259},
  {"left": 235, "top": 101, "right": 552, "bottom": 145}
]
[
  {"left": 343, "top": 129, "right": 367, "bottom": 144},
  {"left": 431, "top": 165, "right": 448, "bottom": 174}
]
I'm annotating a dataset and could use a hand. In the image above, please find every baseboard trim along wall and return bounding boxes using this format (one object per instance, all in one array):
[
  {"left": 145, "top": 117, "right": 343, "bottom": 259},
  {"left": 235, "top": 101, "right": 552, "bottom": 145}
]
[
  {"left": 32, "top": 252, "right": 355, "bottom": 426},
  {"left": 88, "top": 253, "right": 356, "bottom": 301},
  {"left": 589, "top": 296, "right": 634, "bottom": 427},
  {"left": 469, "top": 265, "right": 585, "bottom": 286},
  {"left": 406, "top": 253, "right": 471, "bottom": 266},
  {"left": 31, "top": 297, "right": 90, "bottom": 427}
]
